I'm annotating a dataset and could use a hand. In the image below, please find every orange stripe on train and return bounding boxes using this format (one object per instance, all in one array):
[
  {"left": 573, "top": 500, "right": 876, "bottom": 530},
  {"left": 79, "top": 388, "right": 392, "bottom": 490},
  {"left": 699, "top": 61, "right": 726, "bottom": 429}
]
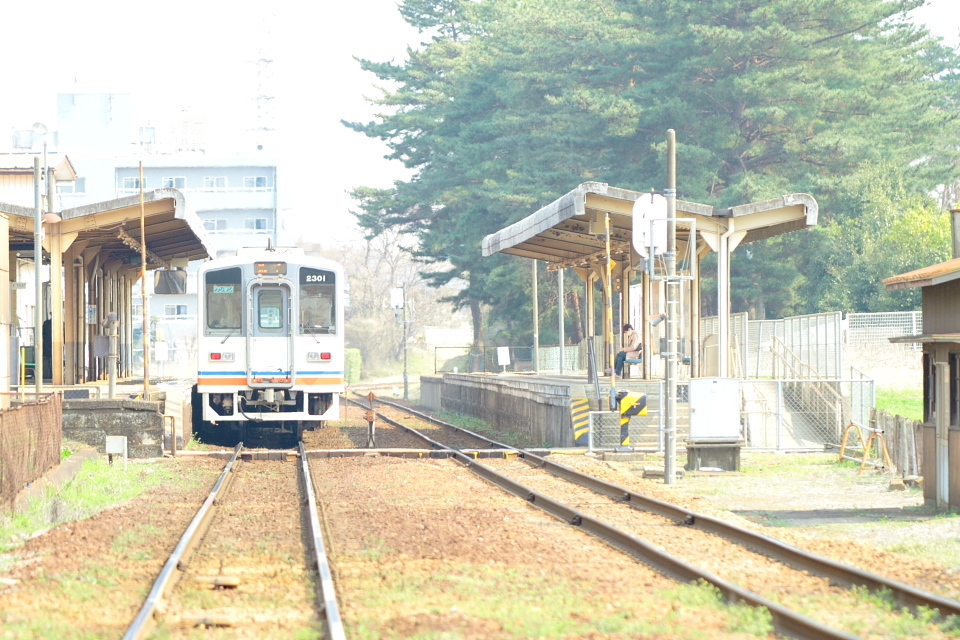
[{"left": 197, "top": 377, "right": 344, "bottom": 386}]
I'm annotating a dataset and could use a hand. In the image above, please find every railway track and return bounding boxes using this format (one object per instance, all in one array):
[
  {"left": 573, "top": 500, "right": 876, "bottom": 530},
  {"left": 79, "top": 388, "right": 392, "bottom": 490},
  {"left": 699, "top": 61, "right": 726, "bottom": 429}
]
[
  {"left": 353, "top": 395, "right": 960, "bottom": 640},
  {"left": 122, "top": 443, "right": 345, "bottom": 640}
]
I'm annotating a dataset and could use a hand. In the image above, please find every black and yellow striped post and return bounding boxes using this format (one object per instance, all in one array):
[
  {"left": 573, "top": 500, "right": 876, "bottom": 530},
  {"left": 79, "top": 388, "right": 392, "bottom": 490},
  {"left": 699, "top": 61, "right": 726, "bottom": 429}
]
[
  {"left": 616, "top": 391, "right": 646, "bottom": 446},
  {"left": 570, "top": 398, "right": 590, "bottom": 446}
]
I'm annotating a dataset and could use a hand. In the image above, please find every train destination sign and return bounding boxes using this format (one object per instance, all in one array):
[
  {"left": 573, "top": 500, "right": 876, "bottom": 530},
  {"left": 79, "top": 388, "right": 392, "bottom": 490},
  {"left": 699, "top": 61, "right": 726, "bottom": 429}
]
[{"left": 254, "top": 261, "right": 287, "bottom": 275}]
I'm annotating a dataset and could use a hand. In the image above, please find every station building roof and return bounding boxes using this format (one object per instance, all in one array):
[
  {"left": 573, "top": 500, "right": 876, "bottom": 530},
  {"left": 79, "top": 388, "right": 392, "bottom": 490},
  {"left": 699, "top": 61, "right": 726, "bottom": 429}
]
[
  {"left": 883, "top": 256, "right": 960, "bottom": 290},
  {"left": 1, "top": 188, "right": 215, "bottom": 265},
  {"left": 0, "top": 153, "right": 78, "bottom": 181},
  {"left": 481, "top": 182, "right": 818, "bottom": 266}
]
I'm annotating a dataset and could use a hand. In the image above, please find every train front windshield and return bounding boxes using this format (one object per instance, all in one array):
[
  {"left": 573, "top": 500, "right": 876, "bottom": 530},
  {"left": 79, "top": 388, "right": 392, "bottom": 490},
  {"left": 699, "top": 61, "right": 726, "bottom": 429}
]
[
  {"left": 300, "top": 267, "right": 336, "bottom": 334},
  {"left": 205, "top": 267, "right": 242, "bottom": 334}
]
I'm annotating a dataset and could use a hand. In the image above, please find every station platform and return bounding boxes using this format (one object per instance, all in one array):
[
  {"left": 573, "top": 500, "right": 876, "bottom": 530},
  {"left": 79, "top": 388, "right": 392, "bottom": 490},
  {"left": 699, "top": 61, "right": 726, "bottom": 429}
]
[{"left": 420, "top": 372, "right": 690, "bottom": 449}]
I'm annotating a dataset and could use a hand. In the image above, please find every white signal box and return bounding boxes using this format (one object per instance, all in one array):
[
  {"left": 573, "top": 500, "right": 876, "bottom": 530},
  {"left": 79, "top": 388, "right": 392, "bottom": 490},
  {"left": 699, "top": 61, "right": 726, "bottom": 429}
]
[
  {"left": 688, "top": 377, "right": 741, "bottom": 439},
  {"left": 632, "top": 193, "right": 668, "bottom": 258}
]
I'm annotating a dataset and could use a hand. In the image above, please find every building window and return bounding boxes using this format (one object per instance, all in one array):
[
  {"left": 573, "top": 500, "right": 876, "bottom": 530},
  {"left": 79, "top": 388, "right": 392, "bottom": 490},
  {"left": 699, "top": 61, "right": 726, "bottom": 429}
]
[
  {"left": 203, "top": 176, "right": 227, "bottom": 190},
  {"left": 122, "top": 177, "right": 146, "bottom": 189},
  {"left": 243, "top": 176, "right": 267, "bottom": 188},
  {"left": 58, "top": 177, "right": 86, "bottom": 194},
  {"left": 924, "top": 353, "right": 935, "bottom": 424},
  {"left": 162, "top": 176, "right": 186, "bottom": 189},
  {"left": 245, "top": 218, "right": 268, "bottom": 230},
  {"left": 132, "top": 303, "right": 143, "bottom": 317},
  {"left": 203, "top": 219, "right": 227, "bottom": 231},
  {"left": 951, "top": 353, "right": 959, "bottom": 427},
  {"left": 164, "top": 304, "right": 188, "bottom": 317}
]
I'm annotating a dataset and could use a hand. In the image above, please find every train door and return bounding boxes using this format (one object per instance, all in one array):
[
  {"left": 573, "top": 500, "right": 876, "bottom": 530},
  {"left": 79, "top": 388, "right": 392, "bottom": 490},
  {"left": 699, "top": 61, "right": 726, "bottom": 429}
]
[{"left": 249, "top": 284, "right": 292, "bottom": 382}]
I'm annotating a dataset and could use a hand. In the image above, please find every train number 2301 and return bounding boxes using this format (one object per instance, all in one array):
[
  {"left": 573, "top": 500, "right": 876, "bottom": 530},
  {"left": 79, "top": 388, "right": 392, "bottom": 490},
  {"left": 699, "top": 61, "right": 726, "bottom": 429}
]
[{"left": 304, "top": 274, "right": 327, "bottom": 282}]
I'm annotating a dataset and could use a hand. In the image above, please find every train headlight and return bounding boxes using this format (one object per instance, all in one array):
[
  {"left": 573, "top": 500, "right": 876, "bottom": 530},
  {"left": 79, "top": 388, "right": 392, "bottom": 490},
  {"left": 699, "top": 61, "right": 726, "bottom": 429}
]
[
  {"left": 209, "top": 352, "right": 235, "bottom": 362},
  {"left": 307, "top": 352, "right": 332, "bottom": 362}
]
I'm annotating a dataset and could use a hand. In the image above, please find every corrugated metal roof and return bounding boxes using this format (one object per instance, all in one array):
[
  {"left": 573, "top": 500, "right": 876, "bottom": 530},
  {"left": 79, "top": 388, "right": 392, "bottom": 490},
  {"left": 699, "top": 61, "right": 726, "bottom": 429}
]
[
  {"left": 883, "top": 256, "right": 960, "bottom": 290},
  {"left": 0, "top": 188, "right": 215, "bottom": 264}
]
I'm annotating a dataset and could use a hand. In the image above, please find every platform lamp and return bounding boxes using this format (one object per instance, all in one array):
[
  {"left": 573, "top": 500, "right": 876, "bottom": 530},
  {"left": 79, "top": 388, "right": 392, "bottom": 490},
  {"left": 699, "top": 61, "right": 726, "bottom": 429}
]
[
  {"left": 30, "top": 123, "right": 61, "bottom": 395},
  {"left": 31, "top": 123, "right": 48, "bottom": 393}
]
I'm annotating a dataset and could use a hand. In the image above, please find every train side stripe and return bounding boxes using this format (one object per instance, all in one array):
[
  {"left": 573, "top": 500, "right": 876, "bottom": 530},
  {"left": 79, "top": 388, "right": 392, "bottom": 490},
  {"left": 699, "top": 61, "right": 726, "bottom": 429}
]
[
  {"left": 197, "top": 371, "right": 345, "bottom": 376},
  {"left": 197, "top": 377, "right": 345, "bottom": 386}
]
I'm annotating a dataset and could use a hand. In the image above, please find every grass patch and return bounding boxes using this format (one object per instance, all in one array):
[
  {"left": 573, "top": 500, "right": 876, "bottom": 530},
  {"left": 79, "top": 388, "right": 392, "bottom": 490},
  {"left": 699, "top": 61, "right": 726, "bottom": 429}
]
[
  {"left": 345, "top": 563, "right": 772, "bottom": 639},
  {"left": 876, "top": 387, "right": 923, "bottom": 421},
  {"left": 738, "top": 452, "right": 839, "bottom": 476},
  {"left": 431, "top": 409, "right": 527, "bottom": 448},
  {"left": 0, "top": 458, "right": 202, "bottom": 554}
]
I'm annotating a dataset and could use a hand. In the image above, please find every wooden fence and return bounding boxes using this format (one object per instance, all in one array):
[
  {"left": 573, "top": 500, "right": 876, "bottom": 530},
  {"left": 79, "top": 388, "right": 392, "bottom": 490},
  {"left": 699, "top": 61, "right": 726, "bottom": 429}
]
[{"left": 871, "top": 408, "right": 922, "bottom": 478}]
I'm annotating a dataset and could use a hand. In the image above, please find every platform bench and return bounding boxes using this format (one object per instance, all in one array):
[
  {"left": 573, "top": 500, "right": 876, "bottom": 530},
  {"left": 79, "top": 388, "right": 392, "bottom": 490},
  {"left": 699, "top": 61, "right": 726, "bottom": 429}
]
[{"left": 621, "top": 358, "right": 643, "bottom": 379}]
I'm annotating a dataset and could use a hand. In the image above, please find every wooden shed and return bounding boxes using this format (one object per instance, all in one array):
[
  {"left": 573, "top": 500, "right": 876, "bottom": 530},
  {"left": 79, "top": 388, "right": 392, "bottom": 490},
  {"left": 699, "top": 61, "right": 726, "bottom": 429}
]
[{"left": 884, "top": 256, "right": 960, "bottom": 510}]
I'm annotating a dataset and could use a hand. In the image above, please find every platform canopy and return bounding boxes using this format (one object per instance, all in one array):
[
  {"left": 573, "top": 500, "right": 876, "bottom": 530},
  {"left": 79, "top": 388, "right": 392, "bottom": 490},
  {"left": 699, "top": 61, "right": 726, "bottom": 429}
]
[
  {"left": 481, "top": 182, "right": 818, "bottom": 267},
  {"left": 3, "top": 188, "right": 215, "bottom": 265}
]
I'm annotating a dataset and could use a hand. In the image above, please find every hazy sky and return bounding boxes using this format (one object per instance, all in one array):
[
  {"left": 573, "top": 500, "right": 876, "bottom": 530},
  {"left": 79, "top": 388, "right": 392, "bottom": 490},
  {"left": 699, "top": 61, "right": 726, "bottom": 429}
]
[{"left": 1, "top": 0, "right": 958, "bottom": 243}]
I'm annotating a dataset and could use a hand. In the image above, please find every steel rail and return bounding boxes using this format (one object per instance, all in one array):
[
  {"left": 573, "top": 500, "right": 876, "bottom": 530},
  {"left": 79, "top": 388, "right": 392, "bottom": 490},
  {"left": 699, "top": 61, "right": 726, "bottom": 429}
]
[
  {"left": 299, "top": 442, "right": 347, "bottom": 640},
  {"left": 369, "top": 395, "right": 960, "bottom": 619},
  {"left": 122, "top": 443, "right": 243, "bottom": 640},
  {"left": 365, "top": 407, "right": 857, "bottom": 640}
]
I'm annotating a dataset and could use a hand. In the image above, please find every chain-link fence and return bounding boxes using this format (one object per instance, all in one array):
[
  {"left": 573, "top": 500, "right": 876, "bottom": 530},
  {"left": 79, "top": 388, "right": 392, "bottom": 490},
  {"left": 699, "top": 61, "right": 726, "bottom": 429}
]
[
  {"left": 847, "top": 311, "right": 922, "bottom": 351},
  {"left": 741, "top": 378, "right": 873, "bottom": 449},
  {"left": 587, "top": 411, "right": 621, "bottom": 450},
  {"left": 1, "top": 393, "right": 62, "bottom": 509},
  {"left": 434, "top": 346, "right": 535, "bottom": 373},
  {"left": 702, "top": 311, "right": 843, "bottom": 379},
  {"left": 538, "top": 346, "right": 584, "bottom": 372},
  {"left": 131, "top": 316, "right": 199, "bottom": 380}
]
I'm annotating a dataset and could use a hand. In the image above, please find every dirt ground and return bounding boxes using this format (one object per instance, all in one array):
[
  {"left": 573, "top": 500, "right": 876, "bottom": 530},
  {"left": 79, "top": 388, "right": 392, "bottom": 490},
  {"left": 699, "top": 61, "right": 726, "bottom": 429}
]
[
  {"left": 312, "top": 454, "right": 772, "bottom": 639},
  {"left": 0, "top": 457, "right": 226, "bottom": 638},
  {"left": 4, "top": 403, "right": 960, "bottom": 639}
]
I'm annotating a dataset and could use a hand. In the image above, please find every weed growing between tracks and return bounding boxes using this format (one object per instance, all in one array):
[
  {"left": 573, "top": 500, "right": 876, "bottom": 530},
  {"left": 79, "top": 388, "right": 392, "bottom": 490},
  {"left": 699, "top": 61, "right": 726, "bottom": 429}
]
[
  {"left": 345, "top": 562, "right": 775, "bottom": 638},
  {"left": 433, "top": 409, "right": 527, "bottom": 448}
]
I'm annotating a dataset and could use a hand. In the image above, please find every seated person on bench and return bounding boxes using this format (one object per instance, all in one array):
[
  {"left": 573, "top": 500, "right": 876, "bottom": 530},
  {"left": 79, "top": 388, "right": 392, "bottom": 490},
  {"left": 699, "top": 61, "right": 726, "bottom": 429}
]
[{"left": 614, "top": 323, "right": 642, "bottom": 377}]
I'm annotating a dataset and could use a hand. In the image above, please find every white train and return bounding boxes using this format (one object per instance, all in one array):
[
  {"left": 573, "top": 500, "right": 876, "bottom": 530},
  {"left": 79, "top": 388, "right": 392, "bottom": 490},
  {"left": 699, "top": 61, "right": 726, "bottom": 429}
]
[{"left": 191, "top": 245, "right": 345, "bottom": 443}]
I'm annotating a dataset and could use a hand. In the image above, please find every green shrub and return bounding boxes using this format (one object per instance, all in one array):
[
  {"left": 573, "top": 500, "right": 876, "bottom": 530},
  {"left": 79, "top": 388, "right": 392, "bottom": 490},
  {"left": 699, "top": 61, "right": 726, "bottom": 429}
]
[{"left": 345, "top": 348, "right": 362, "bottom": 384}]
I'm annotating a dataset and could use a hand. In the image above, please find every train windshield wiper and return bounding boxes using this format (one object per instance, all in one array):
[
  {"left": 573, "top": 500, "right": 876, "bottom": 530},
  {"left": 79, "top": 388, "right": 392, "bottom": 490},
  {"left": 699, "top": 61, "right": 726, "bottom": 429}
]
[{"left": 221, "top": 327, "right": 238, "bottom": 344}]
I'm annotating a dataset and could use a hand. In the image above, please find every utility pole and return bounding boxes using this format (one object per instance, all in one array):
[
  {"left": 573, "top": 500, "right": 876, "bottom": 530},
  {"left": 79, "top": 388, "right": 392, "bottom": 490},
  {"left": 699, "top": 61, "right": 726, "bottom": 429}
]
[
  {"left": 33, "top": 157, "right": 42, "bottom": 394},
  {"left": 664, "top": 130, "right": 678, "bottom": 485},
  {"left": 402, "top": 282, "right": 408, "bottom": 400}
]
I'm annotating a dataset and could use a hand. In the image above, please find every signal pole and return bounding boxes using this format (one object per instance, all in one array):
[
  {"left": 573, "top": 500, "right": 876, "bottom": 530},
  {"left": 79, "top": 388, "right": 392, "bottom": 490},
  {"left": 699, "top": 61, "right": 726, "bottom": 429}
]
[{"left": 664, "top": 130, "right": 678, "bottom": 485}]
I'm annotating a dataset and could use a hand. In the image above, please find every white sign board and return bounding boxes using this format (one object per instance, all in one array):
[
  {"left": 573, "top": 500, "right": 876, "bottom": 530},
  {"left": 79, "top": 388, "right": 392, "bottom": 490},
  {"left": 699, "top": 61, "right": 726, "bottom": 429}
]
[
  {"left": 632, "top": 193, "right": 668, "bottom": 257},
  {"left": 497, "top": 346, "right": 511, "bottom": 366},
  {"left": 390, "top": 287, "right": 404, "bottom": 309}
]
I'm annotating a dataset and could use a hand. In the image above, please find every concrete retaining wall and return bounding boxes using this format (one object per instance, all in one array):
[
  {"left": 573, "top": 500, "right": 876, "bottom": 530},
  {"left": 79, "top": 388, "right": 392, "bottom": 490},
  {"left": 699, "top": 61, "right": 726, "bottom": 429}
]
[
  {"left": 436, "top": 374, "right": 573, "bottom": 447},
  {"left": 62, "top": 399, "right": 164, "bottom": 458},
  {"left": 421, "top": 376, "right": 443, "bottom": 411},
  {"left": 425, "top": 373, "right": 690, "bottom": 450}
]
